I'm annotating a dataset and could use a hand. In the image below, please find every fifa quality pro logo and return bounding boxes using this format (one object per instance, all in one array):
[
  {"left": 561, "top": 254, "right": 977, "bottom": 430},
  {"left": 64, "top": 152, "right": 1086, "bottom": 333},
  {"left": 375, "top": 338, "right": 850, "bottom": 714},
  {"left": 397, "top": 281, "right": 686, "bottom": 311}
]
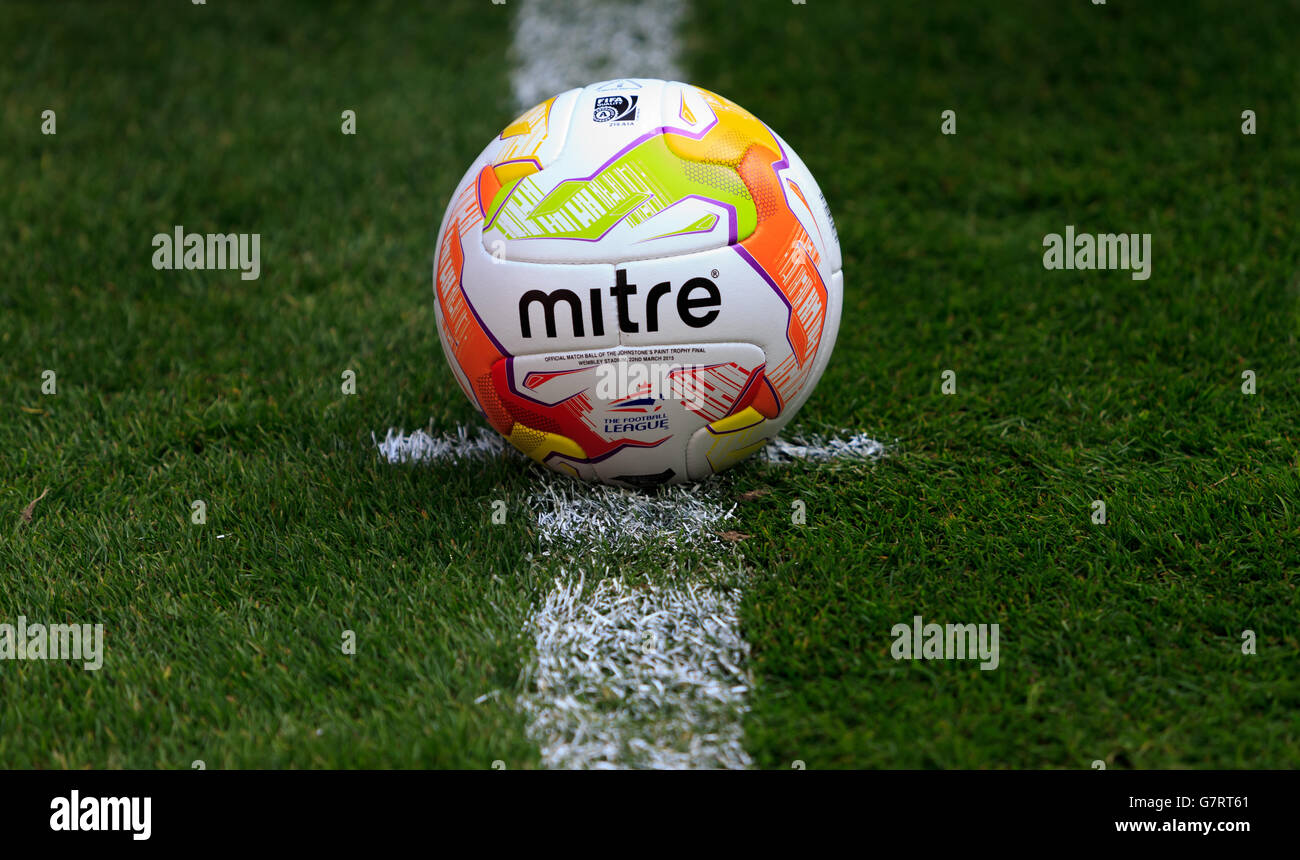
[
  {"left": 593, "top": 94, "right": 638, "bottom": 124},
  {"left": 518, "top": 268, "right": 720, "bottom": 339}
]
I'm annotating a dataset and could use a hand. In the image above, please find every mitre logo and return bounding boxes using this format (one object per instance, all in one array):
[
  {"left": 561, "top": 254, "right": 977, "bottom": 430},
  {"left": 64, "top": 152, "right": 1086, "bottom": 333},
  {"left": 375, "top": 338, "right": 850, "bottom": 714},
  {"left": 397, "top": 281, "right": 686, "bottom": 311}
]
[{"left": 518, "top": 269, "right": 721, "bottom": 339}]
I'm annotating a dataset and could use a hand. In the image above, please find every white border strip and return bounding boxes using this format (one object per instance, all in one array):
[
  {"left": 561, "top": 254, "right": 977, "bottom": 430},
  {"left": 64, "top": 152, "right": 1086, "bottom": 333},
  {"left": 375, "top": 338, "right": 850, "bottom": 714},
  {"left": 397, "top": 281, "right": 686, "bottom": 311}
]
[
  {"left": 528, "top": 477, "right": 736, "bottom": 554},
  {"left": 518, "top": 573, "right": 752, "bottom": 769},
  {"left": 373, "top": 424, "right": 886, "bottom": 468},
  {"left": 761, "top": 431, "right": 889, "bottom": 464},
  {"left": 372, "top": 426, "right": 507, "bottom": 464},
  {"left": 511, "top": 0, "right": 686, "bottom": 109}
]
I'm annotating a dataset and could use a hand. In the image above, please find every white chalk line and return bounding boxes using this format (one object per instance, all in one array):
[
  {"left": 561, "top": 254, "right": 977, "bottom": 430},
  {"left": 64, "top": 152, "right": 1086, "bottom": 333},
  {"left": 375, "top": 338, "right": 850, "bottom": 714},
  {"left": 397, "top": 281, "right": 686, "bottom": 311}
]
[
  {"left": 374, "top": 424, "right": 886, "bottom": 469},
  {"left": 372, "top": 425, "right": 507, "bottom": 464},
  {"left": 528, "top": 477, "right": 737, "bottom": 556},
  {"left": 761, "top": 431, "right": 889, "bottom": 464},
  {"left": 510, "top": 0, "right": 686, "bottom": 110},
  {"left": 517, "top": 571, "right": 752, "bottom": 770},
  {"left": 373, "top": 422, "right": 885, "bottom": 555}
]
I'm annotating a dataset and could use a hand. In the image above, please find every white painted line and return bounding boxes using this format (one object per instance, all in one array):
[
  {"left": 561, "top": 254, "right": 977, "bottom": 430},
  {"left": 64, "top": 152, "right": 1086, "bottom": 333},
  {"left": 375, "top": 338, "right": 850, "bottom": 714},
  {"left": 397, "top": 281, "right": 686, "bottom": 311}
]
[
  {"left": 511, "top": 0, "right": 686, "bottom": 109},
  {"left": 518, "top": 573, "right": 752, "bottom": 770},
  {"left": 528, "top": 475, "right": 737, "bottom": 556},
  {"left": 373, "top": 424, "right": 887, "bottom": 468},
  {"left": 372, "top": 426, "right": 507, "bottom": 464},
  {"left": 762, "top": 431, "right": 889, "bottom": 464}
]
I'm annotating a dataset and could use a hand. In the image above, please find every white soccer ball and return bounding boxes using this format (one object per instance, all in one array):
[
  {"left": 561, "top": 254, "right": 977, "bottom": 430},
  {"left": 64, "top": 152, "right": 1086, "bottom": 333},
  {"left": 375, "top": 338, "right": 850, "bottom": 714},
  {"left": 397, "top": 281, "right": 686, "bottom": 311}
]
[{"left": 433, "top": 79, "right": 843, "bottom": 487}]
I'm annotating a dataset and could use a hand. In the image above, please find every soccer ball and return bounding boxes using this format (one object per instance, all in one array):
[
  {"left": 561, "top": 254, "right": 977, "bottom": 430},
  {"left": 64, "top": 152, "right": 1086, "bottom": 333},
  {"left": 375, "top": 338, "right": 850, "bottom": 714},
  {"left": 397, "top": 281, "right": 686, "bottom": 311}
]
[{"left": 433, "top": 79, "right": 842, "bottom": 487}]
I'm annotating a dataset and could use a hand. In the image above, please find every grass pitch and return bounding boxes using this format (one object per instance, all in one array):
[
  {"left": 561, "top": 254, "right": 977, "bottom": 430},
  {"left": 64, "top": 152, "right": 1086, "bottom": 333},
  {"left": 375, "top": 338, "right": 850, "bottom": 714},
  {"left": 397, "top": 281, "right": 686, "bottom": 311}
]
[{"left": 2, "top": 0, "right": 1297, "bottom": 768}]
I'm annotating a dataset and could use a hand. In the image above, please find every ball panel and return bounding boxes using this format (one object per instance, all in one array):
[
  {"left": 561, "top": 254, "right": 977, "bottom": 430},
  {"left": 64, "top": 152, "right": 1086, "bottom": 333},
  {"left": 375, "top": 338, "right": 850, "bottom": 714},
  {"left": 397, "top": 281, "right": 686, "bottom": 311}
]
[
  {"left": 686, "top": 407, "right": 777, "bottom": 481},
  {"left": 770, "top": 130, "right": 842, "bottom": 276},
  {"left": 771, "top": 268, "right": 843, "bottom": 422},
  {"left": 498, "top": 343, "right": 767, "bottom": 486},
  {"left": 491, "top": 89, "right": 582, "bottom": 178}
]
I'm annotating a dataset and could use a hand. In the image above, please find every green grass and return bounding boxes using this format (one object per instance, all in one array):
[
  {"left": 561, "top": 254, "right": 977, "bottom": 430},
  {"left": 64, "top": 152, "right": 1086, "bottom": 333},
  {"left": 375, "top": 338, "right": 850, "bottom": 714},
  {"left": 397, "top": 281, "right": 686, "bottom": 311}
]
[
  {"left": 2, "top": 0, "right": 1298, "bottom": 768},
  {"left": 690, "top": 0, "right": 1300, "bottom": 767}
]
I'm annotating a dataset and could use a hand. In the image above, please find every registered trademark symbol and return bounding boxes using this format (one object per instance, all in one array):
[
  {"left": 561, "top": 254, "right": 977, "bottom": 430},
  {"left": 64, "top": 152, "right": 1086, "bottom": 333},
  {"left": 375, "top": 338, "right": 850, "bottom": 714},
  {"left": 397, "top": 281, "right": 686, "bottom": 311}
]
[{"left": 711, "top": 269, "right": 719, "bottom": 278}]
